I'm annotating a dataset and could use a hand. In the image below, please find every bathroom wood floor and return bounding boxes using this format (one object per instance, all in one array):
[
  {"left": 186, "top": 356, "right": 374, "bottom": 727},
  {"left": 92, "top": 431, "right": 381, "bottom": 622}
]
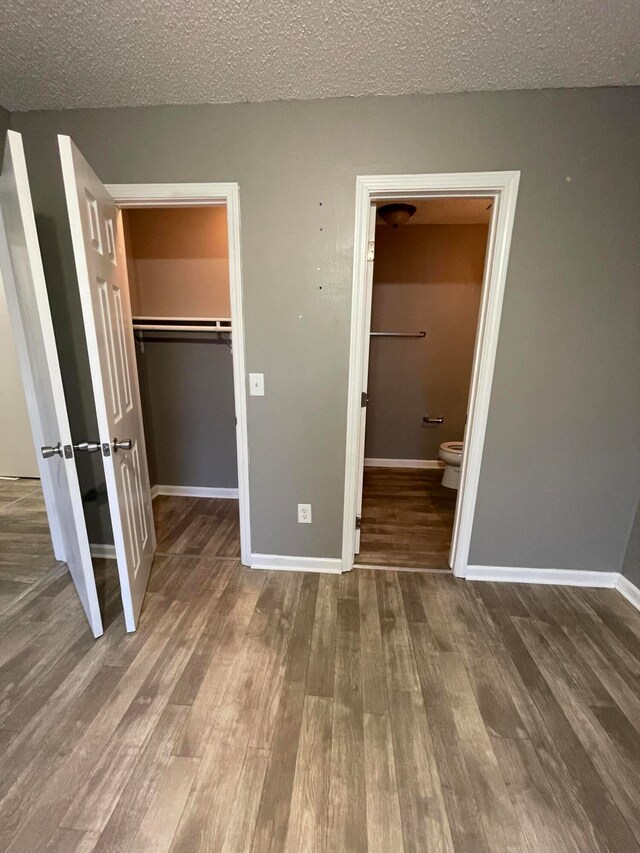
[
  {"left": 1, "top": 484, "right": 640, "bottom": 852},
  {"left": 355, "top": 466, "right": 457, "bottom": 570}
]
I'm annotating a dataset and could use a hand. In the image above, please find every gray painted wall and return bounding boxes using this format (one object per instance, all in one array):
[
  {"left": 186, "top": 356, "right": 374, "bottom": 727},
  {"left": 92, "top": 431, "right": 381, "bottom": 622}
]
[
  {"left": 136, "top": 334, "right": 238, "bottom": 489},
  {"left": 10, "top": 88, "right": 640, "bottom": 570},
  {"left": 622, "top": 501, "right": 640, "bottom": 587},
  {"left": 365, "top": 224, "right": 486, "bottom": 461}
]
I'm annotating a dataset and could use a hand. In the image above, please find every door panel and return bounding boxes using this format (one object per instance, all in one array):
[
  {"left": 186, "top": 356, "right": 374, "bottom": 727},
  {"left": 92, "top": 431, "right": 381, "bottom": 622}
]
[
  {"left": 59, "top": 135, "right": 155, "bottom": 632},
  {"left": 354, "top": 202, "right": 377, "bottom": 553},
  {"left": 0, "top": 130, "right": 103, "bottom": 637}
]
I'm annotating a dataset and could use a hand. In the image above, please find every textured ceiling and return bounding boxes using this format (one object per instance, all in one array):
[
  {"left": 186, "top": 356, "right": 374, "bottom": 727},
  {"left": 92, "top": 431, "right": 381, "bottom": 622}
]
[{"left": 1, "top": 0, "right": 639, "bottom": 111}]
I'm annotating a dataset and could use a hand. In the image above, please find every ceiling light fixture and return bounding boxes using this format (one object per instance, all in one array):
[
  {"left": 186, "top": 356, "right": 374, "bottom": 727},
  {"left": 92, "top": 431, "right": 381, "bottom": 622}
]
[{"left": 378, "top": 203, "right": 417, "bottom": 228}]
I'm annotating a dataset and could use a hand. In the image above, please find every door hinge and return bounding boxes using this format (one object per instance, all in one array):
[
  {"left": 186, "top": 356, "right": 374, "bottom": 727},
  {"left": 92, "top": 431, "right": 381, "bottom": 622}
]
[
  {"left": 361, "top": 392, "right": 368, "bottom": 407},
  {"left": 355, "top": 516, "right": 362, "bottom": 530},
  {"left": 367, "top": 241, "right": 375, "bottom": 262}
]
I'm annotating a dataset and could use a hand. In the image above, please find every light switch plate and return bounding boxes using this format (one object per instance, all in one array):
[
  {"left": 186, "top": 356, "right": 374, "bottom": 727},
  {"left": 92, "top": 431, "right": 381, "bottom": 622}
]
[{"left": 249, "top": 373, "right": 265, "bottom": 396}]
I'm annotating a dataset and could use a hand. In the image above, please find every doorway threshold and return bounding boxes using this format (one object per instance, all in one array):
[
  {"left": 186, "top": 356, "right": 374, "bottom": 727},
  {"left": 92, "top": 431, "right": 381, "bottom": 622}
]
[{"left": 353, "top": 563, "right": 452, "bottom": 574}]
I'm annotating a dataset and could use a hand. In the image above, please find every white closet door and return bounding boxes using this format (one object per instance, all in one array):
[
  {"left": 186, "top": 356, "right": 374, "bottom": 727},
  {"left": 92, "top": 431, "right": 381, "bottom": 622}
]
[
  {"left": 59, "top": 135, "right": 155, "bottom": 633},
  {"left": 0, "top": 130, "right": 103, "bottom": 637},
  {"left": 354, "top": 202, "right": 377, "bottom": 553}
]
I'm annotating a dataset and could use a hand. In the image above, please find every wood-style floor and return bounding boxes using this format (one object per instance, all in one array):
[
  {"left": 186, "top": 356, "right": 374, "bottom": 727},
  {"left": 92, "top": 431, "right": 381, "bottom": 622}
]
[
  {"left": 153, "top": 494, "right": 241, "bottom": 558},
  {"left": 356, "top": 467, "right": 457, "bottom": 570},
  {"left": 0, "top": 478, "right": 62, "bottom": 615},
  {"left": 1, "top": 490, "right": 640, "bottom": 851}
]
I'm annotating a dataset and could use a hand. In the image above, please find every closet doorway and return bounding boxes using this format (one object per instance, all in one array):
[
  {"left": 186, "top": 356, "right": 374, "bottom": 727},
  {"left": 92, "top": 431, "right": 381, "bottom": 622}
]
[
  {"left": 342, "top": 172, "right": 520, "bottom": 577},
  {"left": 110, "top": 183, "right": 251, "bottom": 567}
]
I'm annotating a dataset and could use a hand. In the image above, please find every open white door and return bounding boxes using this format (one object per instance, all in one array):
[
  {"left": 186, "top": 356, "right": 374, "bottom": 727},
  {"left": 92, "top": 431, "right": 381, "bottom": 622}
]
[
  {"left": 59, "top": 135, "right": 155, "bottom": 633},
  {"left": 354, "top": 202, "right": 377, "bottom": 553},
  {"left": 0, "top": 131, "right": 103, "bottom": 637}
]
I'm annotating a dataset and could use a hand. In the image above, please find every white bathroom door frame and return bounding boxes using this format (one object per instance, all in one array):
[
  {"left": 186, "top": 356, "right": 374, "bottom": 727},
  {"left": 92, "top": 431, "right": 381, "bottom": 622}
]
[
  {"left": 105, "top": 183, "right": 252, "bottom": 565},
  {"left": 342, "top": 172, "right": 520, "bottom": 577}
]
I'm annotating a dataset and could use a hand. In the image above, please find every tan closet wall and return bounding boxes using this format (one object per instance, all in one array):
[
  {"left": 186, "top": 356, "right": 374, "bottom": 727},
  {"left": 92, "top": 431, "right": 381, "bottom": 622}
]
[
  {"left": 122, "top": 206, "right": 237, "bottom": 490},
  {"left": 124, "top": 207, "right": 230, "bottom": 318}
]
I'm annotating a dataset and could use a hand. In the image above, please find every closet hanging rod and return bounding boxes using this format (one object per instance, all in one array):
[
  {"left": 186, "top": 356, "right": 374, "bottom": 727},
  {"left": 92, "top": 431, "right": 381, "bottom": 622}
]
[
  {"left": 132, "top": 324, "right": 231, "bottom": 332},
  {"left": 370, "top": 330, "right": 426, "bottom": 338}
]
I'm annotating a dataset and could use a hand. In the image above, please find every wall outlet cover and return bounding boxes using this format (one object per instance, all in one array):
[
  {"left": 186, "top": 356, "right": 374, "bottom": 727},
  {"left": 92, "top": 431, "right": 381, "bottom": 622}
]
[{"left": 298, "top": 503, "right": 312, "bottom": 523}]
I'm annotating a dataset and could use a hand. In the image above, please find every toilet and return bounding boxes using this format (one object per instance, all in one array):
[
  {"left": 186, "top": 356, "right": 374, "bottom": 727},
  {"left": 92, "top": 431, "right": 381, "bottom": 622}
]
[{"left": 439, "top": 441, "right": 463, "bottom": 489}]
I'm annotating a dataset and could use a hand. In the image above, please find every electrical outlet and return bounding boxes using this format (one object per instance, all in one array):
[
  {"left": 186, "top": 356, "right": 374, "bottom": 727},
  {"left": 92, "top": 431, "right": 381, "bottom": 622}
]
[{"left": 298, "top": 503, "right": 312, "bottom": 524}]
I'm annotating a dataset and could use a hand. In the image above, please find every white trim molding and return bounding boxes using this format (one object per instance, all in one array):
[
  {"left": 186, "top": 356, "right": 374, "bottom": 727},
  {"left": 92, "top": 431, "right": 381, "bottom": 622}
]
[
  {"left": 105, "top": 183, "right": 239, "bottom": 208},
  {"left": 251, "top": 554, "right": 342, "bottom": 574},
  {"left": 342, "top": 171, "right": 520, "bottom": 576},
  {"left": 90, "top": 543, "right": 117, "bottom": 559},
  {"left": 106, "top": 182, "right": 251, "bottom": 567},
  {"left": 615, "top": 574, "right": 640, "bottom": 611},
  {"left": 466, "top": 565, "right": 618, "bottom": 588},
  {"left": 150, "top": 485, "right": 239, "bottom": 500},
  {"left": 466, "top": 565, "right": 640, "bottom": 612},
  {"left": 364, "top": 458, "right": 444, "bottom": 469}
]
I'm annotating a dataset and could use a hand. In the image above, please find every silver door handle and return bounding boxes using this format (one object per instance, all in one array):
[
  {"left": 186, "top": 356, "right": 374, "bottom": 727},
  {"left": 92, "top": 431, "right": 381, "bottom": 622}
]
[
  {"left": 112, "top": 438, "right": 133, "bottom": 452},
  {"left": 423, "top": 416, "right": 444, "bottom": 424},
  {"left": 73, "top": 441, "right": 101, "bottom": 453},
  {"left": 41, "top": 443, "right": 63, "bottom": 459}
]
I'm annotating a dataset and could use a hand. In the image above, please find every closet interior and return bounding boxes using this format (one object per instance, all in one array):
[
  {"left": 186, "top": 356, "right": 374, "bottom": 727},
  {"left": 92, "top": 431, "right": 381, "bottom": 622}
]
[{"left": 121, "top": 205, "right": 240, "bottom": 557}]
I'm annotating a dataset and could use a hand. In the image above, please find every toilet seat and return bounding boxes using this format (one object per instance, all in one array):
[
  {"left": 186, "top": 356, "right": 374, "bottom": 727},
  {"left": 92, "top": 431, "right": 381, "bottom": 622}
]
[{"left": 440, "top": 441, "right": 463, "bottom": 456}]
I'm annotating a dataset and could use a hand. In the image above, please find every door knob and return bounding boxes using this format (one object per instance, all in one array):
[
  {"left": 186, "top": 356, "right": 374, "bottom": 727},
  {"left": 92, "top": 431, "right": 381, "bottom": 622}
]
[
  {"left": 41, "top": 443, "right": 63, "bottom": 459},
  {"left": 73, "top": 441, "right": 101, "bottom": 453},
  {"left": 112, "top": 438, "right": 133, "bottom": 453}
]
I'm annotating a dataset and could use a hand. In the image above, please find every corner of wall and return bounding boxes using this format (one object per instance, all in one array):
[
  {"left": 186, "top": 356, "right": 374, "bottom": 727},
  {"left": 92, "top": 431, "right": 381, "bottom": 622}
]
[
  {"left": 621, "top": 498, "right": 640, "bottom": 587},
  {"left": 0, "top": 105, "right": 11, "bottom": 135}
]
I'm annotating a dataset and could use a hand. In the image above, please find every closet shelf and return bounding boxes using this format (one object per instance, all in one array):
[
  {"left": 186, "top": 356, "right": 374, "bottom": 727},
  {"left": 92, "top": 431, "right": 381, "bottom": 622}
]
[{"left": 132, "top": 316, "right": 232, "bottom": 333}]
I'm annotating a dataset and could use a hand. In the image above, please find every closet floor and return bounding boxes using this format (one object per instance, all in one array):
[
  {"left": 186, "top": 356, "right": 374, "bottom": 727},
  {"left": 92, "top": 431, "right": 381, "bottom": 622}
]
[
  {"left": 153, "top": 494, "right": 241, "bottom": 559},
  {"left": 355, "top": 466, "right": 456, "bottom": 571}
]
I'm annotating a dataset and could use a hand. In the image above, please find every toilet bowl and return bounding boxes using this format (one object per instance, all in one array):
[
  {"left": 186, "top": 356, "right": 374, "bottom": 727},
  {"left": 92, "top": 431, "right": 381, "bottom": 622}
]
[{"left": 439, "top": 441, "right": 463, "bottom": 489}]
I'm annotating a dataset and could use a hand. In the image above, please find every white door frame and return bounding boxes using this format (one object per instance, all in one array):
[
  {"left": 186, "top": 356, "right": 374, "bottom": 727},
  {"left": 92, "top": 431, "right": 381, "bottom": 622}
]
[
  {"left": 341, "top": 171, "right": 520, "bottom": 577},
  {"left": 105, "top": 182, "right": 251, "bottom": 565}
]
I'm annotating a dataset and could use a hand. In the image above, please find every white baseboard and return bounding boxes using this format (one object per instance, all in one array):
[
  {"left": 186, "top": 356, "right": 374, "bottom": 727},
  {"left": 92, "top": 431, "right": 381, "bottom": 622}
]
[
  {"left": 90, "top": 543, "right": 117, "bottom": 559},
  {"left": 465, "top": 565, "right": 619, "bottom": 588},
  {"left": 364, "top": 458, "right": 444, "bottom": 469},
  {"left": 151, "top": 485, "right": 239, "bottom": 500},
  {"left": 615, "top": 574, "right": 640, "bottom": 611},
  {"left": 251, "top": 553, "right": 342, "bottom": 574}
]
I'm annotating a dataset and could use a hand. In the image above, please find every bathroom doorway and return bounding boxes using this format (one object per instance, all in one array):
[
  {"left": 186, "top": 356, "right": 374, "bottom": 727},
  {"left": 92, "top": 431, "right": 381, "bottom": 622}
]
[
  {"left": 356, "top": 197, "right": 490, "bottom": 570},
  {"left": 342, "top": 173, "right": 520, "bottom": 576}
]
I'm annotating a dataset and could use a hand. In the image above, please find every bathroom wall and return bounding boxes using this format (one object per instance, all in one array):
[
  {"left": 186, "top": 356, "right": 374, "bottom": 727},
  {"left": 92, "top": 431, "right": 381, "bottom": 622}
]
[
  {"left": 123, "top": 207, "right": 237, "bottom": 490},
  {"left": 365, "top": 223, "right": 487, "bottom": 461}
]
